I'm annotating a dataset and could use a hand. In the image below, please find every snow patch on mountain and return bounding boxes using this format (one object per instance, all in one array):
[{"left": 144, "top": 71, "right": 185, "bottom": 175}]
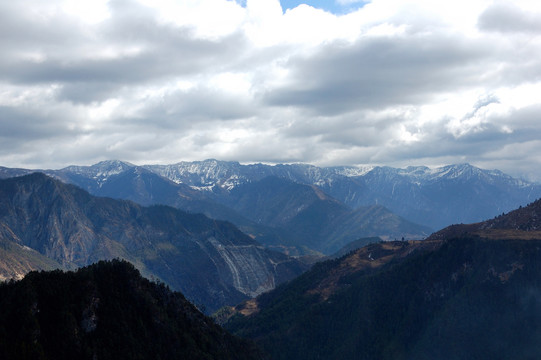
[
  {"left": 10, "top": 159, "right": 535, "bottom": 231},
  {"left": 63, "top": 160, "right": 135, "bottom": 186},
  {"left": 331, "top": 166, "right": 376, "bottom": 177}
]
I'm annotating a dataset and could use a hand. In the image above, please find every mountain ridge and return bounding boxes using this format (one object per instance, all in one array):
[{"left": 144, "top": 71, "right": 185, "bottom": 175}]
[
  {"left": 220, "top": 175, "right": 430, "bottom": 253},
  {"left": 428, "top": 198, "right": 541, "bottom": 241},
  {"left": 0, "top": 173, "right": 306, "bottom": 313},
  {"left": 2, "top": 160, "right": 537, "bottom": 231},
  {"left": 1, "top": 162, "right": 435, "bottom": 255}
]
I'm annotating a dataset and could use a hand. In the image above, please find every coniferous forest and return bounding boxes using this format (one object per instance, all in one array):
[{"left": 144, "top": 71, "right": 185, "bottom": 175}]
[
  {"left": 0, "top": 260, "right": 264, "bottom": 360},
  {"left": 226, "top": 237, "right": 541, "bottom": 359}
]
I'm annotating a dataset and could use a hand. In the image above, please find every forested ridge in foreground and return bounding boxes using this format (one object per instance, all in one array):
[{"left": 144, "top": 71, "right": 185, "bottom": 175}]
[{"left": 0, "top": 260, "right": 264, "bottom": 360}]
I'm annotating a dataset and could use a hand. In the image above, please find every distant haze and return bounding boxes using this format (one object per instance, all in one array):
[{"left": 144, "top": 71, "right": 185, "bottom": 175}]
[{"left": 1, "top": 1, "right": 541, "bottom": 181}]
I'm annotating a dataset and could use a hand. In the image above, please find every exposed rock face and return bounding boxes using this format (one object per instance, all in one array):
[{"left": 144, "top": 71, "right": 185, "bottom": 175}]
[
  {"left": 0, "top": 173, "right": 306, "bottom": 313},
  {"left": 204, "top": 238, "right": 277, "bottom": 297},
  {"left": 0, "top": 236, "right": 61, "bottom": 281}
]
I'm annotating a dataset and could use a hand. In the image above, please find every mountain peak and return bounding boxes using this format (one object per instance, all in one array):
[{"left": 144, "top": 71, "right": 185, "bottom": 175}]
[
  {"left": 63, "top": 159, "right": 135, "bottom": 173},
  {"left": 93, "top": 159, "right": 135, "bottom": 168},
  {"left": 90, "top": 160, "right": 136, "bottom": 175},
  {"left": 61, "top": 160, "right": 136, "bottom": 186},
  {"left": 9, "top": 172, "right": 66, "bottom": 191},
  {"left": 3, "top": 160, "right": 540, "bottom": 232}
]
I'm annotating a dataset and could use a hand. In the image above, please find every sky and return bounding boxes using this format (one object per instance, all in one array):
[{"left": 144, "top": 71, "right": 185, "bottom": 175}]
[{"left": 1, "top": 0, "right": 541, "bottom": 181}]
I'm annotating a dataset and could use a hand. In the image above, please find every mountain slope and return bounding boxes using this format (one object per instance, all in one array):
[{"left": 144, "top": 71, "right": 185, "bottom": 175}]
[
  {"left": 0, "top": 173, "right": 306, "bottom": 313},
  {"left": 224, "top": 176, "right": 430, "bottom": 253},
  {"left": 0, "top": 260, "right": 264, "bottom": 360},
  {"left": 320, "top": 204, "right": 431, "bottom": 252},
  {"left": 225, "top": 200, "right": 541, "bottom": 359},
  {"left": 226, "top": 236, "right": 541, "bottom": 359},
  {"left": 428, "top": 198, "right": 541, "bottom": 241},
  {"left": 6, "top": 161, "right": 300, "bottom": 254},
  {"left": 348, "top": 163, "right": 541, "bottom": 229},
  {"left": 0, "top": 162, "right": 431, "bottom": 255},
  {"left": 0, "top": 236, "right": 61, "bottom": 281}
]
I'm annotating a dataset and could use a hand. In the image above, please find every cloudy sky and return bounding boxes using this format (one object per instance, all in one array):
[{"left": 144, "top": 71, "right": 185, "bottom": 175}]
[{"left": 1, "top": 0, "right": 541, "bottom": 180}]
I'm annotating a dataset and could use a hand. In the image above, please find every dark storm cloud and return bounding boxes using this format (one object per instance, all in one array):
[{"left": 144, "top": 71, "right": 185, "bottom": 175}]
[
  {"left": 57, "top": 82, "right": 120, "bottom": 104},
  {"left": 372, "top": 128, "right": 505, "bottom": 165},
  {"left": 494, "top": 103, "right": 541, "bottom": 131},
  {"left": 0, "top": 105, "right": 85, "bottom": 165},
  {"left": 4, "top": 37, "right": 236, "bottom": 85},
  {"left": 262, "top": 34, "right": 489, "bottom": 114}
]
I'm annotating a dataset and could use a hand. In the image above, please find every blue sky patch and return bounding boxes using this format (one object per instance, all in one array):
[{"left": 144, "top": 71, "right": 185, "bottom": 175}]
[
  {"left": 281, "top": 0, "right": 366, "bottom": 14},
  {"left": 234, "top": 0, "right": 367, "bottom": 15}
]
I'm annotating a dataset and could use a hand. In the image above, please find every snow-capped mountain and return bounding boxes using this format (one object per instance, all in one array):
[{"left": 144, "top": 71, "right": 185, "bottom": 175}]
[
  {"left": 0, "top": 160, "right": 433, "bottom": 254},
  {"left": 145, "top": 160, "right": 359, "bottom": 193},
  {"left": 139, "top": 159, "right": 540, "bottom": 234},
  {"left": 61, "top": 160, "right": 135, "bottom": 187},
  {"left": 1, "top": 159, "right": 539, "bottom": 232},
  {"left": 143, "top": 160, "right": 541, "bottom": 229},
  {"left": 343, "top": 163, "right": 539, "bottom": 229},
  {"left": 145, "top": 160, "right": 250, "bottom": 191}
]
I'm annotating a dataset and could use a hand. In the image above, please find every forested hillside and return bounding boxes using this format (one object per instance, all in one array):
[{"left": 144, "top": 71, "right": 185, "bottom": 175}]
[
  {"left": 0, "top": 260, "right": 264, "bottom": 360},
  {"left": 226, "top": 236, "right": 541, "bottom": 359}
]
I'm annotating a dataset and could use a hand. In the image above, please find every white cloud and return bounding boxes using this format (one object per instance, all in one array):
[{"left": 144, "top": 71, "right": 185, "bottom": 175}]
[
  {"left": 63, "top": 0, "right": 111, "bottom": 24},
  {"left": 137, "top": 0, "right": 246, "bottom": 38},
  {"left": 0, "top": 0, "right": 541, "bottom": 180}
]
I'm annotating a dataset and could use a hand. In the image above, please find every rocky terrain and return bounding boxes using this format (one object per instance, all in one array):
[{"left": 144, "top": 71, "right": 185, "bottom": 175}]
[{"left": 0, "top": 173, "right": 306, "bottom": 313}]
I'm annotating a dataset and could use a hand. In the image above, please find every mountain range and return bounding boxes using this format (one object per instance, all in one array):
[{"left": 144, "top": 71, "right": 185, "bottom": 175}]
[
  {"left": 0, "top": 173, "right": 306, "bottom": 313},
  {"left": 224, "top": 199, "right": 541, "bottom": 359},
  {"left": 0, "top": 161, "right": 432, "bottom": 255},
  {"left": 2, "top": 160, "right": 538, "bottom": 254},
  {"left": 2, "top": 160, "right": 541, "bottom": 358},
  {"left": 143, "top": 160, "right": 541, "bottom": 229}
]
